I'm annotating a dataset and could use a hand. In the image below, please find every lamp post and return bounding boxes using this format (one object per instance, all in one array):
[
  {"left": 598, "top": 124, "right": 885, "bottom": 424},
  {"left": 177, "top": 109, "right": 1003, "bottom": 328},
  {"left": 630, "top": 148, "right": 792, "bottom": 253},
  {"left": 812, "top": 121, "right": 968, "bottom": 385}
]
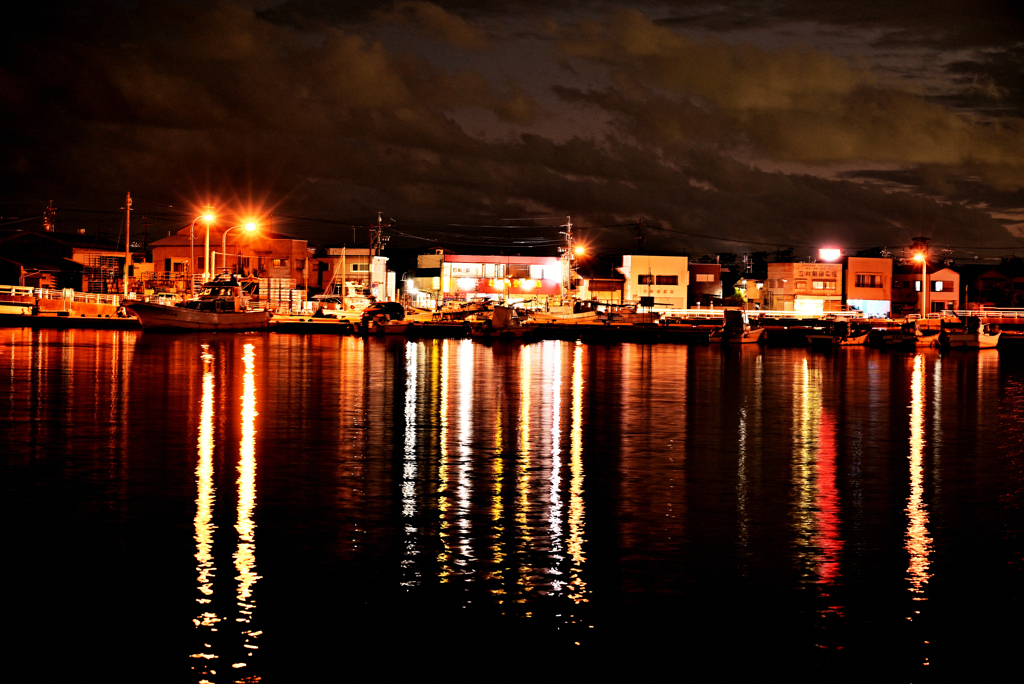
[
  {"left": 189, "top": 211, "right": 215, "bottom": 295},
  {"left": 914, "top": 252, "right": 928, "bottom": 316},
  {"left": 221, "top": 221, "right": 258, "bottom": 274}
]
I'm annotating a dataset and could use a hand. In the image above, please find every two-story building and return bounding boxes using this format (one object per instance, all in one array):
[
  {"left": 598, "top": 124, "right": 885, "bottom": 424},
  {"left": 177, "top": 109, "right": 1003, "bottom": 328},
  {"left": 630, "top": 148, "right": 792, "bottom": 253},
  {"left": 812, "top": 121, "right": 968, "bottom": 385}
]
[
  {"left": 844, "top": 256, "right": 893, "bottom": 317},
  {"left": 892, "top": 262, "right": 960, "bottom": 315},
  {"left": 149, "top": 227, "right": 315, "bottom": 292},
  {"left": 688, "top": 263, "right": 722, "bottom": 306},
  {"left": 765, "top": 262, "right": 843, "bottom": 313},
  {"left": 619, "top": 255, "right": 689, "bottom": 309}
]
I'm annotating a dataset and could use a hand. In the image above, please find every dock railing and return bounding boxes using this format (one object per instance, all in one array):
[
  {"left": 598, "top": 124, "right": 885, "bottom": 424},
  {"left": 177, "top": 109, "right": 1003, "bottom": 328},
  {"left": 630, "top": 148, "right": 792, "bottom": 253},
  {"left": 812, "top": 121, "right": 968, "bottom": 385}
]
[{"left": 10, "top": 287, "right": 125, "bottom": 306}]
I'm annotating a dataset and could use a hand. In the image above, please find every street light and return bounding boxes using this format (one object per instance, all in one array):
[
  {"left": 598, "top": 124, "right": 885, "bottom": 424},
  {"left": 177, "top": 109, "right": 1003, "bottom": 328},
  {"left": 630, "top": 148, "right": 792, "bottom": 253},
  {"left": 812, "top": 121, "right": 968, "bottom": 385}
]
[
  {"left": 222, "top": 221, "right": 258, "bottom": 274},
  {"left": 914, "top": 252, "right": 928, "bottom": 316},
  {"left": 189, "top": 210, "right": 215, "bottom": 295}
]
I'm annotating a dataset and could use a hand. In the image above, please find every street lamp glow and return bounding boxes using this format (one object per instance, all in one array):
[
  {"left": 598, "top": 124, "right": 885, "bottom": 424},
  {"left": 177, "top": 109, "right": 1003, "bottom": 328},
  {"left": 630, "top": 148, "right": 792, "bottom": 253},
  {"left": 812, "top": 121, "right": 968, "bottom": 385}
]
[
  {"left": 574, "top": 245, "right": 586, "bottom": 256},
  {"left": 914, "top": 253, "right": 925, "bottom": 262},
  {"left": 819, "top": 248, "right": 841, "bottom": 261},
  {"left": 222, "top": 221, "right": 259, "bottom": 273},
  {"left": 202, "top": 213, "right": 214, "bottom": 223}
]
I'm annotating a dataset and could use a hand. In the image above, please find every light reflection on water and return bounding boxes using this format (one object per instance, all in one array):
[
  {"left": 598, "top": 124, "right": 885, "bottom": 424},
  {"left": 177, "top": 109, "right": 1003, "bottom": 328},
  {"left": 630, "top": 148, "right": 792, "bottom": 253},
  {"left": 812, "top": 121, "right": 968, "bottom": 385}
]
[{"left": 1, "top": 329, "right": 1021, "bottom": 678}]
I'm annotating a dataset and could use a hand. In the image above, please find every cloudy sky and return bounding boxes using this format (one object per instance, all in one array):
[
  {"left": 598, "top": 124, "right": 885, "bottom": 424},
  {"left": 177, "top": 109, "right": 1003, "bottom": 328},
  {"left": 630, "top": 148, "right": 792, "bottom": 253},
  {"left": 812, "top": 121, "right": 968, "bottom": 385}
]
[{"left": 2, "top": 0, "right": 1022, "bottom": 257}]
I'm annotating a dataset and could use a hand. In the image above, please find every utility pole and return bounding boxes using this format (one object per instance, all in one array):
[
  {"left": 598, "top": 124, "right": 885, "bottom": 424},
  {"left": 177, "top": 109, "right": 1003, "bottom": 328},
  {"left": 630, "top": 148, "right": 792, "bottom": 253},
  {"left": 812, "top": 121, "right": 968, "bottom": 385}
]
[
  {"left": 124, "top": 192, "right": 131, "bottom": 298},
  {"left": 560, "top": 215, "right": 574, "bottom": 306},
  {"left": 369, "top": 212, "right": 391, "bottom": 299},
  {"left": 42, "top": 201, "right": 56, "bottom": 232}
]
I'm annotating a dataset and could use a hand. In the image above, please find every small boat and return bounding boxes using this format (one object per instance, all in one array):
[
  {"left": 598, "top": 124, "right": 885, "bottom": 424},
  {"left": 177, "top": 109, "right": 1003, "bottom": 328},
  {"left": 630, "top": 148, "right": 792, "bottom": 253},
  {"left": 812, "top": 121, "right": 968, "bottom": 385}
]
[
  {"left": 898, "top": 319, "right": 941, "bottom": 348},
  {"left": 940, "top": 316, "right": 1001, "bottom": 349},
  {"left": 806, "top": 320, "right": 870, "bottom": 347},
  {"left": 712, "top": 310, "right": 765, "bottom": 344},
  {"left": 126, "top": 274, "right": 270, "bottom": 331},
  {"left": 469, "top": 306, "right": 538, "bottom": 340}
]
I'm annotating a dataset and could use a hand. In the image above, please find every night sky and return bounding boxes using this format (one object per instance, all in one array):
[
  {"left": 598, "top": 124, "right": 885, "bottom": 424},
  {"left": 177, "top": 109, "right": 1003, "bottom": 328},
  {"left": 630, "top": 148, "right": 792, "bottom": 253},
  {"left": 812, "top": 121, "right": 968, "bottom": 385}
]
[{"left": 2, "top": 1, "right": 1022, "bottom": 257}]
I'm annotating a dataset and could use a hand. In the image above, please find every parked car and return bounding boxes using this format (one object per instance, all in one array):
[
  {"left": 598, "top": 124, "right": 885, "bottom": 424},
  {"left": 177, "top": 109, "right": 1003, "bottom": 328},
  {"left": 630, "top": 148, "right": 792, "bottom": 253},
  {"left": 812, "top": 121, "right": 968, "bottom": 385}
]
[{"left": 360, "top": 301, "right": 406, "bottom": 321}]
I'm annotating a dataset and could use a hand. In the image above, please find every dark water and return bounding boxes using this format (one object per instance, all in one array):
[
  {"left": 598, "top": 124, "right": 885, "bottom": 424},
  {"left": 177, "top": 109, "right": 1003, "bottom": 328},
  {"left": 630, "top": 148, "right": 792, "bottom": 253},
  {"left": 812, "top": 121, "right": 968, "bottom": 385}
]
[{"left": 3, "top": 328, "right": 1023, "bottom": 681}]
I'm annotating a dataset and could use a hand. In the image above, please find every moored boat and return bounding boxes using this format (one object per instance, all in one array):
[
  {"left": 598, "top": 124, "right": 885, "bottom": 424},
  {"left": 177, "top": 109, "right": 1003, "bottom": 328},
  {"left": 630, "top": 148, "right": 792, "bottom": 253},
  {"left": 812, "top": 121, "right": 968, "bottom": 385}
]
[
  {"left": 126, "top": 274, "right": 270, "bottom": 331},
  {"left": 712, "top": 309, "right": 765, "bottom": 344},
  {"left": 939, "top": 315, "right": 1000, "bottom": 349},
  {"left": 806, "top": 320, "right": 870, "bottom": 347}
]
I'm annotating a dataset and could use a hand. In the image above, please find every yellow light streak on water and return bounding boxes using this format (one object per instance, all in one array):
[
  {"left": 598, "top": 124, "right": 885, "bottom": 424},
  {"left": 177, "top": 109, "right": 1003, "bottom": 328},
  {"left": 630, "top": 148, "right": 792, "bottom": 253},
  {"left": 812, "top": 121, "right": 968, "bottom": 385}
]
[
  {"left": 191, "top": 344, "right": 220, "bottom": 668},
  {"left": 457, "top": 339, "right": 475, "bottom": 566},
  {"left": 437, "top": 341, "right": 452, "bottom": 581},
  {"left": 567, "top": 341, "right": 587, "bottom": 604},
  {"left": 233, "top": 343, "right": 260, "bottom": 666},
  {"left": 906, "top": 353, "right": 932, "bottom": 597}
]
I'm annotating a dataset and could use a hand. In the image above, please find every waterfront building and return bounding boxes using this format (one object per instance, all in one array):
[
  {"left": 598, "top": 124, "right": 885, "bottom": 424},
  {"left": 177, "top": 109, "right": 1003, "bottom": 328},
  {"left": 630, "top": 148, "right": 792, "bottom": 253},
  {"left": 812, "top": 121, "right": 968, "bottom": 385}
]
[
  {"left": 891, "top": 262, "right": 960, "bottom": 315},
  {"left": 150, "top": 227, "right": 315, "bottom": 292},
  {"left": 573, "top": 258, "right": 625, "bottom": 304},
  {"left": 409, "top": 250, "right": 563, "bottom": 307},
  {"left": 0, "top": 228, "right": 132, "bottom": 293},
  {"left": 687, "top": 263, "right": 722, "bottom": 306},
  {"left": 844, "top": 256, "right": 893, "bottom": 317},
  {"left": 765, "top": 261, "right": 843, "bottom": 313},
  {"left": 619, "top": 255, "right": 689, "bottom": 308}
]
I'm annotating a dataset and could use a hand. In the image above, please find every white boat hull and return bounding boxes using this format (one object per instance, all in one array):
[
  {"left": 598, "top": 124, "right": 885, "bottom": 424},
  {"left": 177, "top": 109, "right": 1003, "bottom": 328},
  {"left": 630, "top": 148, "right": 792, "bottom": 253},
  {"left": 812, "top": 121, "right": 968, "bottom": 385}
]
[
  {"left": 945, "top": 332, "right": 1000, "bottom": 349},
  {"left": 127, "top": 302, "right": 270, "bottom": 331}
]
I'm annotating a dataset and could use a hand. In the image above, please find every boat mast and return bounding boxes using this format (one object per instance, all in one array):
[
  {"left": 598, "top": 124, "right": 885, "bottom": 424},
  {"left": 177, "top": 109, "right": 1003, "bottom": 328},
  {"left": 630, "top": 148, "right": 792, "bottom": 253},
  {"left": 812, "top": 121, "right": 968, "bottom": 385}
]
[{"left": 123, "top": 192, "right": 131, "bottom": 299}]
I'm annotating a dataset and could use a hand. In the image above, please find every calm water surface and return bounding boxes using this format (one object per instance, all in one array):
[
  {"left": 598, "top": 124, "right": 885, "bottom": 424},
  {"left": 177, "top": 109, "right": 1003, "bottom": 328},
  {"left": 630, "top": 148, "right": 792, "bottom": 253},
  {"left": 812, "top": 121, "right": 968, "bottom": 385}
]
[{"left": 3, "top": 328, "right": 1023, "bottom": 681}]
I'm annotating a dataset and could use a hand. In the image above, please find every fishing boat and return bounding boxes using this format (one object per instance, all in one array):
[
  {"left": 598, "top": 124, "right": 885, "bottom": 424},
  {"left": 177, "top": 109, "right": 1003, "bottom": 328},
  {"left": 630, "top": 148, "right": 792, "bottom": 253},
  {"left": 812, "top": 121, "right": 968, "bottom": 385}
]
[
  {"left": 711, "top": 309, "right": 765, "bottom": 344},
  {"left": 940, "top": 316, "right": 1000, "bottom": 349},
  {"left": 806, "top": 320, "right": 870, "bottom": 347},
  {"left": 126, "top": 274, "right": 270, "bottom": 331}
]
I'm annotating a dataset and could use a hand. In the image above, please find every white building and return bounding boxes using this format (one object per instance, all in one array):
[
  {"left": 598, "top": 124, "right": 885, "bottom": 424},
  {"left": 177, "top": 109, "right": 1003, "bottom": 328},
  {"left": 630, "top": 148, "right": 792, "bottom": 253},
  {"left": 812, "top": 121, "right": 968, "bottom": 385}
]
[{"left": 619, "top": 255, "right": 689, "bottom": 308}]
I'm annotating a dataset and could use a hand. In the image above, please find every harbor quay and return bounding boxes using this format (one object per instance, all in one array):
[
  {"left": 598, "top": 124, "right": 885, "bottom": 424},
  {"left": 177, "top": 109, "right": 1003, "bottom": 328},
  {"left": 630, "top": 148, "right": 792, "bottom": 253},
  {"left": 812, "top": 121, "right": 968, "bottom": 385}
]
[{"left": 4, "top": 285, "right": 1024, "bottom": 349}]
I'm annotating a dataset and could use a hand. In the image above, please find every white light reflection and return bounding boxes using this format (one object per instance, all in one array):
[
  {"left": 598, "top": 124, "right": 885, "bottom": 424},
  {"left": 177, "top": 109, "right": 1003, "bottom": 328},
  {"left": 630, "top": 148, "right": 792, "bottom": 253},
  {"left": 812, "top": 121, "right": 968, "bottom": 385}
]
[
  {"left": 547, "top": 341, "right": 564, "bottom": 591},
  {"left": 567, "top": 341, "right": 587, "bottom": 603},
  {"left": 437, "top": 341, "right": 452, "bottom": 581},
  {"left": 191, "top": 344, "right": 220, "bottom": 668},
  {"left": 401, "top": 341, "right": 420, "bottom": 587},
  {"left": 906, "top": 354, "right": 932, "bottom": 597},
  {"left": 517, "top": 345, "right": 532, "bottom": 595},
  {"left": 233, "top": 343, "right": 261, "bottom": 666}
]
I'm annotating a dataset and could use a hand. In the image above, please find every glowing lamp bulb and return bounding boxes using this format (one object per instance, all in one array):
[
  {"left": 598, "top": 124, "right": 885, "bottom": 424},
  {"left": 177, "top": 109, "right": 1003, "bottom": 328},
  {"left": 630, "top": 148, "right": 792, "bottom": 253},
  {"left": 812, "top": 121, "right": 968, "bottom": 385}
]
[
  {"left": 914, "top": 253, "right": 925, "bottom": 262},
  {"left": 244, "top": 222, "right": 257, "bottom": 232},
  {"left": 202, "top": 214, "right": 214, "bottom": 222},
  {"left": 818, "top": 248, "right": 841, "bottom": 261}
]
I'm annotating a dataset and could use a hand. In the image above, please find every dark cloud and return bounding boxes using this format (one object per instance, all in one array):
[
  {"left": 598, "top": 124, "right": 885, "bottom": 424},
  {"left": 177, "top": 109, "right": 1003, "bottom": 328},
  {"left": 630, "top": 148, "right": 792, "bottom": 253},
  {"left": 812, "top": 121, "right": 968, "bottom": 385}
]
[{"left": 1, "top": 1, "right": 1022, "bottom": 256}]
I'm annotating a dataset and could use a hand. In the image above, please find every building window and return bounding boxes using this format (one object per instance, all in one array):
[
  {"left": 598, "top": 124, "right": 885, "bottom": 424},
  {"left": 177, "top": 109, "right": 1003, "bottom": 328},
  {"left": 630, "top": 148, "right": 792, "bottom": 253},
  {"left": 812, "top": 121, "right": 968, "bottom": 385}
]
[
  {"left": 932, "top": 280, "right": 953, "bottom": 292},
  {"left": 693, "top": 273, "right": 714, "bottom": 283},
  {"left": 812, "top": 280, "right": 836, "bottom": 290},
  {"left": 197, "top": 257, "right": 205, "bottom": 271},
  {"left": 509, "top": 264, "right": 531, "bottom": 278},
  {"left": 914, "top": 280, "right": 922, "bottom": 291},
  {"left": 273, "top": 258, "right": 289, "bottom": 268},
  {"left": 483, "top": 264, "right": 496, "bottom": 278},
  {"left": 855, "top": 274, "right": 882, "bottom": 288},
  {"left": 296, "top": 259, "right": 305, "bottom": 271},
  {"left": 638, "top": 275, "right": 653, "bottom": 284},
  {"left": 351, "top": 263, "right": 369, "bottom": 272},
  {"left": 656, "top": 275, "right": 678, "bottom": 285},
  {"left": 795, "top": 281, "right": 807, "bottom": 289}
]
